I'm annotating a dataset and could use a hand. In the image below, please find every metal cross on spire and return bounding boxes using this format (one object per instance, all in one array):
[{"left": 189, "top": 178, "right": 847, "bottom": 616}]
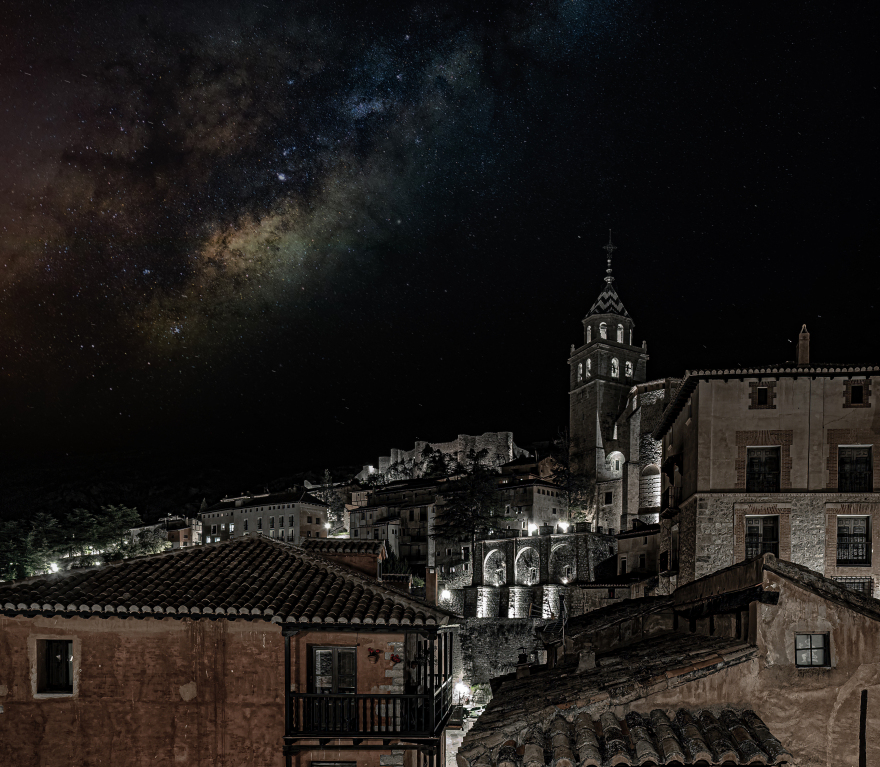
[{"left": 602, "top": 229, "right": 617, "bottom": 283}]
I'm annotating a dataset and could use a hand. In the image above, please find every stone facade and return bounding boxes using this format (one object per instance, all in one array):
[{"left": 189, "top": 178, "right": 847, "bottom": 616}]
[{"left": 656, "top": 352, "right": 880, "bottom": 596}]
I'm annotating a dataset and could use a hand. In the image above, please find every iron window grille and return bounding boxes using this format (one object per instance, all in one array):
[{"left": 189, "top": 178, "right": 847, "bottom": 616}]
[
  {"left": 837, "top": 517, "right": 871, "bottom": 565},
  {"left": 745, "top": 516, "right": 779, "bottom": 559},
  {"left": 833, "top": 576, "right": 874, "bottom": 596},
  {"left": 746, "top": 447, "right": 781, "bottom": 492},
  {"left": 795, "top": 633, "right": 829, "bottom": 667},
  {"left": 838, "top": 447, "right": 873, "bottom": 492}
]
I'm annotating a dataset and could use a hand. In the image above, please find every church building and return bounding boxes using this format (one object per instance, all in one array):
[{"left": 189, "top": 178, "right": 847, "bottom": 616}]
[{"left": 568, "top": 235, "right": 677, "bottom": 533}]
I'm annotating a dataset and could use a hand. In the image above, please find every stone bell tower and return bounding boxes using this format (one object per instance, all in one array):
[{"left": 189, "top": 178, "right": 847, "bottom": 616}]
[{"left": 568, "top": 233, "right": 648, "bottom": 530}]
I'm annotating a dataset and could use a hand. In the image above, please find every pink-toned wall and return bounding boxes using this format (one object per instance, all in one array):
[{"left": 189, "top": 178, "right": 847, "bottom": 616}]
[
  {"left": 0, "top": 616, "right": 422, "bottom": 767},
  {"left": 0, "top": 614, "right": 286, "bottom": 767}
]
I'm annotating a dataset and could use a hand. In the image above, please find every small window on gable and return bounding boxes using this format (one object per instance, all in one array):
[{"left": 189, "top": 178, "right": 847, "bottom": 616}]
[
  {"left": 616, "top": 324, "right": 624, "bottom": 343},
  {"left": 795, "top": 633, "right": 829, "bottom": 667},
  {"left": 611, "top": 358, "right": 619, "bottom": 378},
  {"left": 599, "top": 322, "right": 607, "bottom": 339}
]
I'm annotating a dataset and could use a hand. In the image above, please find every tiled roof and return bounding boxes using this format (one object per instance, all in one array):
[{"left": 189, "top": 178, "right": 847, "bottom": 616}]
[
  {"left": 299, "top": 539, "right": 387, "bottom": 557},
  {"left": 654, "top": 364, "right": 880, "bottom": 438},
  {"left": 463, "top": 707, "right": 793, "bottom": 766},
  {"left": 587, "top": 280, "right": 630, "bottom": 318},
  {"left": 539, "top": 595, "right": 672, "bottom": 643},
  {"left": 461, "top": 633, "right": 765, "bottom": 766},
  {"left": 0, "top": 536, "right": 455, "bottom": 627}
]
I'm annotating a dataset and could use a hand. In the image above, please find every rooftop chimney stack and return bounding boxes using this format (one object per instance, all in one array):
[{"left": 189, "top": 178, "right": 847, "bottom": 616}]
[{"left": 797, "top": 324, "right": 810, "bottom": 366}]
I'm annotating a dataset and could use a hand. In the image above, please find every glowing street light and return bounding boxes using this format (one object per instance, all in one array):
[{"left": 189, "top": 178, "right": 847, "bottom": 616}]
[
  {"left": 558, "top": 521, "right": 570, "bottom": 532},
  {"left": 440, "top": 589, "right": 451, "bottom": 601},
  {"left": 49, "top": 563, "right": 59, "bottom": 573},
  {"left": 455, "top": 681, "right": 469, "bottom": 705},
  {"left": 527, "top": 523, "right": 538, "bottom": 536}
]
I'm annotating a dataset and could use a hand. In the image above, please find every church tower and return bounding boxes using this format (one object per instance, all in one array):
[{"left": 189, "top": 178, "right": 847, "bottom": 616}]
[{"left": 568, "top": 233, "right": 648, "bottom": 531}]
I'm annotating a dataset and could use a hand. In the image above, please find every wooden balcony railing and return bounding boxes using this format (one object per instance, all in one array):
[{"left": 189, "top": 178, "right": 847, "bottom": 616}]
[{"left": 289, "top": 680, "right": 453, "bottom": 739}]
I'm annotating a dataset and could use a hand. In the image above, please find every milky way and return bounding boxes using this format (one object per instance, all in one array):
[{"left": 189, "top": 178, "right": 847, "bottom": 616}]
[{"left": 1, "top": 0, "right": 874, "bottom": 461}]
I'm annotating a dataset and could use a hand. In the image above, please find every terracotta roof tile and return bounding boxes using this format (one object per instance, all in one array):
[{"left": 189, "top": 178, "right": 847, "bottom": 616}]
[
  {"left": 0, "top": 536, "right": 456, "bottom": 627},
  {"left": 300, "top": 538, "right": 387, "bottom": 557}
]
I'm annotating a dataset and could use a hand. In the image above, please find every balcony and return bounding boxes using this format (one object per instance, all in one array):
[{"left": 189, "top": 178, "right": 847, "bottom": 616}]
[{"left": 288, "top": 683, "right": 452, "bottom": 739}]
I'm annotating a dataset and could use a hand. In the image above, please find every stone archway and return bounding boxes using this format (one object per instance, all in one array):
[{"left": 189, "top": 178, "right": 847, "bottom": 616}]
[
  {"left": 549, "top": 543, "right": 575, "bottom": 584},
  {"left": 483, "top": 548, "right": 506, "bottom": 586},
  {"left": 515, "top": 547, "right": 540, "bottom": 585}
]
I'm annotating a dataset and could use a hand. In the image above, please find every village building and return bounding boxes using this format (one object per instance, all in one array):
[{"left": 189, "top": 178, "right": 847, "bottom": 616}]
[
  {"left": 0, "top": 536, "right": 459, "bottom": 767},
  {"left": 200, "top": 486, "right": 329, "bottom": 545},
  {"left": 128, "top": 514, "right": 203, "bottom": 549},
  {"left": 298, "top": 537, "right": 389, "bottom": 580},
  {"left": 567, "top": 235, "right": 677, "bottom": 533},
  {"left": 653, "top": 325, "right": 880, "bottom": 595},
  {"left": 456, "top": 553, "right": 879, "bottom": 767}
]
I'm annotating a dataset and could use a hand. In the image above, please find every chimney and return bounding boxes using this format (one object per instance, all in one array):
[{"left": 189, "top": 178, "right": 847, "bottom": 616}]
[{"left": 797, "top": 324, "right": 810, "bottom": 366}]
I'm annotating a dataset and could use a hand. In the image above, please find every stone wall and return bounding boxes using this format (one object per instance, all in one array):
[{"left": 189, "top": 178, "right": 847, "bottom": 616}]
[{"left": 456, "top": 618, "right": 545, "bottom": 687}]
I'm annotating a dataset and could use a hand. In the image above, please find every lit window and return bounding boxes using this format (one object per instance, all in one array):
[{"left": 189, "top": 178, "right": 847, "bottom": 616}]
[
  {"left": 625, "top": 361, "right": 633, "bottom": 378},
  {"left": 795, "top": 634, "right": 829, "bottom": 667},
  {"left": 599, "top": 322, "right": 607, "bottom": 339},
  {"left": 611, "top": 358, "right": 619, "bottom": 378},
  {"left": 577, "top": 362, "right": 583, "bottom": 382},
  {"left": 587, "top": 325, "right": 592, "bottom": 342},
  {"left": 616, "top": 324, "right": 623, "bottom": 343},
  {"left": 586, "top": 359, "right": 591, "bottom": 377}
]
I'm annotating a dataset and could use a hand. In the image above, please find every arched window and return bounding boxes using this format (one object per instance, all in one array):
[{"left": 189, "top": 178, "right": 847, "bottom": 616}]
[
  {"left": 629, "top": 328, "right": 633, "bottom": 345},
  {"left": 577, "top": 362, "right": 583, "bottom": 382},
  {"left": 617, "top": 324, "right": 624, "bottom": 343},
  {"left": 587, "top": 325, "right": 592, "bottom": 343},
  {"left": 625, "top": 361, "right": 633, "bottom": 378},
  {"left": 586, "top": 359, "right": 591, "bottom": 377},
  {"left": 599, "top": 322, "right": 607, "bottom": 339},
  {"left": 611, "top": 358, "right": 619, "bottom": 378}
]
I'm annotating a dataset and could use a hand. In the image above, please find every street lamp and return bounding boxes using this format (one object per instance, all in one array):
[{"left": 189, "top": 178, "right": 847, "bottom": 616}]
[
  {"left": 455, "top": 681, "right": 469, "bottom": 705},
  {"left": 441, "top": 589, "right": 451, "bottom": 601}
]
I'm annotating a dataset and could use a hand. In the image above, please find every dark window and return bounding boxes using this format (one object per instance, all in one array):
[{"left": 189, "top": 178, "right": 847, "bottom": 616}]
[
  {"left": 757, "top": 387, "right": 768, "bottom": 406},
  {"left": 746, "top": 447, "right": 781, "bottom": 492},
  {"left": 409, "top": 508, "right": 415, "bottom": 521},
  {"left": 851, "top": 385, "right": 864, "bottom": 405},
  {"left": 833, "top": 576, "right": 874, "bottom": 595},
  {"left": 257, "top": 518, "right": 262, "bottom": 530},
  {"left": 269, "top": 516, "right": 275, "bottom": 529},
  {"left": 659, "top": 550, "right": 669, "bottom": 572},
  {"left": 620, "top": 558, "right": 627, "bottom": 575},
  {"left": 38, "top": 639, "right": 73, "bottom": 694},
  {"left": 307, "top": 516, "right": 312, "bottom": 524},
  {"left": 604, "top": 491, "right": 613, "bottom": 505},
  {"left": 839, "top": 447, "right": 873, "bottom": 492},
  {"left": 639, "top": 554, "right": 646, "bottom": 570},
  {"left": 243, "top": 519, "right": 248, "bottom": 532},
  {"left": 795, "top": 634, "right": 829, "bottom": 667},
  {"left": 745, "top": 516, "right": 779, "bottom": 559},
  {"left": 311, "top": 646, "right": 357, "bottom": 694},
  {"left": 837, "top": 517, "right": 871, "bottom": 565}
]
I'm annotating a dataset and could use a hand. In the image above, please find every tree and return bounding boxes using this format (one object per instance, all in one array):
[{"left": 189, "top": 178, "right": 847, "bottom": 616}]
[
  {"left": 317, "top": 469, "right": 347, "bottom": 530},
  {"left": 549, "top": 429, "right": 592, "bottom": 521},
  {"left": 431, "top": 461, "right": 504, "bottom": 551}
]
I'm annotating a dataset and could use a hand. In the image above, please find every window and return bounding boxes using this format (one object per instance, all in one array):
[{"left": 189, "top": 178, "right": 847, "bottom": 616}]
[
  {"left": 307, "top": 531, "right": 312, "bottom": 537},
  {"left": 269, "top": 529, "right": 275, "bottom": 539},
  {"left": 409, "top": 508, "right": 415, "bottom": 521},
  {"left": 587, "top": 325, "right": 592, "bottom": 342},
  {"left": 315, "top": 532, "right": 320, "bottom": 538},
  {"left": 311, "top": 647, "right": 356, "bottom": 694},
  {"left": 354, "top": 529, "right": 359, "bottom": 537},
  {"left": 269, "top": 516, "right": 275, "bottom": 529},
  {"left": 577, "top": 362, "right": 583, "bottom": 382},
  {"left": 851, "top": 385, "right": 864, "bottom": 404},
  {"left": 599, "top": 322, "right": 607, "bottom": 339},
  {"left": 616, "top": 324, "right": 623, "bottom": 342},
  {"left": 211, "top": 524, "right": 217, "bottom": 535},
  {"left": 839, "top": 447, "right": 873, "bottom": 492},
  {"left": 243, "top": 519, "right": 249, "bottom": 532},
  {"left": 620, "top": 557, "right": 627, "bottom": 575},
  {"left": 745, "top": 516, "right": 779, "bottom": 558},
  {"left": 795, "top": 634, "right": 829, "bottom": 667},
  {"left": 257, "top": 518, "right": 263, "bottom": 530},
  {"left": 37, "top": 639, "right": 73, "bottom": 694},
  {"left": 746, "top": 447, "right": 781, "bottom": 492},
  {"left": 604, "top": 491, "right": 613, "bottom": 505},
  {"left": 639, "top": 554, "right": 646, "bottom": 570},
  {"left": 307, "top": 516, "right": 313, "bottom": 524},
  {"left": 586, "top": 359, "right": 591, "bottom": 377},
  {"left": 611, "top": 358, "right": 619, "bottom": 378},
  {"left": 563, "top": 564, "right": 572, "bottom": 579},
  {"left": 279, "top": 530, "right": 285, "bottom": 541},
  {"left": 837, "top": 517, "right": 870, "bottom": 565},
  {"left": 552, "top": 507, "right": 557, "bottom": 515},
  {"left": 757, "top": 387, "right": 768, "bottom": 406},
  {"left": 625, "top": 361, "right": 633, "bottom": 378},
  {"left": 833, "top": 576, "right": 874, "bottom": 595}
]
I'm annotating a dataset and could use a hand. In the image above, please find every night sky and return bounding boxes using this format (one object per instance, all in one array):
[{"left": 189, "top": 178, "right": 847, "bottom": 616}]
[{"left": 1, "top": 0, "right": 877, "bottom": 472}]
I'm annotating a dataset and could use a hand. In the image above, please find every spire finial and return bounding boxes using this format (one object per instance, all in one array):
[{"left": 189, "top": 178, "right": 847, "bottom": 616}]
[{"left": 602, "top": 229, "right": 617, "bottom": 283}]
